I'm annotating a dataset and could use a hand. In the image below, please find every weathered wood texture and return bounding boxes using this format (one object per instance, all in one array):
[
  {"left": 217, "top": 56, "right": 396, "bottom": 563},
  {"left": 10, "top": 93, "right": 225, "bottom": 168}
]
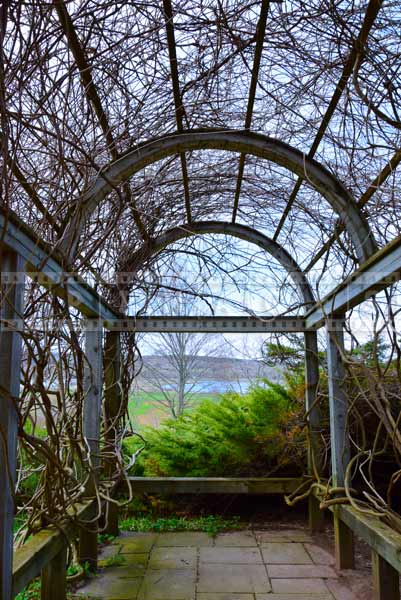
[
  {"left": 334, "top": 505, "right": 401, "bottom": 573},
  {"left": 128, "top": 477, "right": 305, "bottom": 495},
  {"left": 304, "top": 331, "right": 325, "bottom": 532},
  {"left": 372, "top": 549, "right": 400, "bottom": 600},
  {"left": 40, "top": 545, "right": 67, "bottom": 600},
  {"left": 12, "top": 501, "right": 93, "bottom": 597},
  {"left": 334, "top": 509, "right": 354, "bottom": 569},
  {"left": 83, "top": 327, "right": 103, "bottom": 472},
  {"left": 103, "top": 331, "right": 122, "bottom": 536},
  {"left": 306, "top": 231, "right": 401, "bottom": 328},
  {"left": 0, "top": 207, "right": 119, "bottom": 321},
  {"left": 326, "top": 320, "right": 349, "bottom": 488},
  {"left": 0, "top": 251, "right": 24, "bottom": 600},
  {"left": 312, "top": 487, "right": 401, "bottom": 574},
  {"left": 79, "top": 326, "right": 103, "bottom": 570},
  {"left": 326, "top": 319, "right": 354, "bottom": 569}
]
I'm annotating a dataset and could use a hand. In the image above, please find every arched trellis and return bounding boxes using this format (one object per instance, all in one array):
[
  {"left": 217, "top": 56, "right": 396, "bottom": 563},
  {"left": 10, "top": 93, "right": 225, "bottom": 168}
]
[
  {"left": 121, "top": 219, "right": 323, "bottom": 528},
  {"left": 62, "top": 129, "right": 377, "bottom": 263},
  {"left": 122, "top": 220, "right": 315, "bottom": 308},
  {"left": 2, "top": 157, "right": 401, "bottom": 599}
]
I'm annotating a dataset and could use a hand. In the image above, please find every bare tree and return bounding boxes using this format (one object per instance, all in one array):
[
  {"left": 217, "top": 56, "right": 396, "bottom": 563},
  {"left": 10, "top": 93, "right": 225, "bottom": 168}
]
[{"left": 136, "top": 295, "right": 224, "bottom": 418}]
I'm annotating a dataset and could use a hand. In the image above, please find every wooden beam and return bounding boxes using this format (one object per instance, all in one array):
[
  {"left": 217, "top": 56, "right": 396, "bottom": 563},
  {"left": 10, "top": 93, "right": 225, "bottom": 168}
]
[
  {"left": 113, "top": 315, "right": 309, "bottom": 333},
  {"left": 41, "top": 545, "right": 67, "bottom": 600},
  {"left": 331, "top": 505, "right": 401, "bottom": 574},
  {"left": 312, "top": 489, "right": 401, "bottom": 575},
  {"left": 65, "top": 129, "right": 375, "bottom": 264},
  {"left": 326, "top": 319, "right": 354, "bottom": 569},
  {"left": 333, "top": 509, "right": 354, "bottom": 570},
  {"left": 128, "top": 477, "right": 305, "bottom": 495},
  {"left": 0, "top": 251, "right": 24, "bottom": 600},
  {"left": 102, "top": 331, "right": 122, "bottom": 536},
  {"left": 0, "top": 208, "right": 119, "bottom": 321},
  {"left": 12, "top": 500, "right": 93, "bottom": 597},
  {"left": 306, "top": 233, "right": 401, "bottom": 328},
  {"left": 372, "top": 549, "right": 400, "bottom": 600},
  {"left": 326, "top": 320, "right": 350, "bottom": 488},
  {"left": 79, "top": 325, "right": 103, "bottom": 570},
  {"left": 304, "top": 331, "right": 325, "bottom": 532}
]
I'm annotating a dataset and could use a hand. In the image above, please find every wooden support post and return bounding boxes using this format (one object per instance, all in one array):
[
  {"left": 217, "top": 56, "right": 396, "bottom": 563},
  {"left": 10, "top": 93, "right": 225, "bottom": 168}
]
[
  {"left": 79, "top": 323, "right": 103, "bottom": 570},
  {"left": 41, "top": 545, "right": 67, "bottom": 600},
  {"left": 371, "top": 549, "right": 400, "bottom": 600},
  {"left": 102, "top": 331, "right": 122, "bottom": 537},
  {"left": 304, "top": 330, "right": 324, "bottom": 531},
  {"left": 333, "top": 509, "right": 354, "bottom": 569},
  {"left": 0, "top": 251, "right": 24, "bottom": 600},
  {"left": 326, "top": 318, "right": 354, "bottom": 569}
]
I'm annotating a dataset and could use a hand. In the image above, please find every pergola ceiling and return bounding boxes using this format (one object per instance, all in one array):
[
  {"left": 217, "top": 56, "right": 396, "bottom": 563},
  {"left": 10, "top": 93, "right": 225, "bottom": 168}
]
[{"left": 3, "top": 0, "right": 401, "bottom": 306}]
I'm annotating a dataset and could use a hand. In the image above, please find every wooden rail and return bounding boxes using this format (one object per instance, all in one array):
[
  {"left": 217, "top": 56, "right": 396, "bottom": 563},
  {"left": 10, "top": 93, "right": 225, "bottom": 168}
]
[
  {"left": 128, "top": 476, "right": 305, "bottom": 495},
  {"left": 12, "top": 500, "right": 94, "bottom": 597},
  {"left": 313, "top": 490, "right": 401, "bottom": 598}
]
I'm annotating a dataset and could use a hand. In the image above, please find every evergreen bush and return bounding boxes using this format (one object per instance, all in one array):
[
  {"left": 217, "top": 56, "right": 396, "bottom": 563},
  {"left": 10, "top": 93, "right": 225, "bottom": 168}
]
[{"left": 125, "top": 381, "right": 307, "bottom": 477}]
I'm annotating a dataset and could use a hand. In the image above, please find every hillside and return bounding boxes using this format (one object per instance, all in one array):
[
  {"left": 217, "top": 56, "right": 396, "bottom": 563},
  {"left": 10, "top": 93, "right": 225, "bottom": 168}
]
[{"left": 136, "top": 355, "right": 282, "bottom": 387}]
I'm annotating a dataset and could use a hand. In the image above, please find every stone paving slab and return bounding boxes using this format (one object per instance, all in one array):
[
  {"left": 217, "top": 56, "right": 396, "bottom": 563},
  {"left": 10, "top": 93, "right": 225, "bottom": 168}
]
[
  {"left": 119, "top": 533, "right": 158, "bottom": 554},
  {"left": 213, "top": 531, "right": 257, "bottom": 546},
  {"left": 148, "top": 547, "right": 197, "bottom": 569},
  {"left": 255, "top": 529, "right": 312, "bottom": 544},
  {"left": 267, "top": 564, "right": 337, "bottom": 579},
  {"left": 75, "top": 529, "right": 361, "bottom": 600},
  {"left": 155, "top": 531, "right": 213, "bottom": 547},
  {"left": 260, "top": 542, "right": 312, "bottom": 564},
  {"left": 199, "top": 546, "right": 263, "bottom": 564},
  {"left": 304, "top": 542, "right": 336, "bottom": 566},
  {"left": 99, "top": 552, "right": 148, "bottom": 569},
  {"left": 197, "top": 564, "right": 271, "bottom": 593},
  {"left": 197, "top": 594, "right": 254, "bottom": 600},
  {"left": 326, "top": 579, "right": 360, "bottom": 600},
  {"left": 256, "top": 595, "right": 333, "bottom": 600},
  {"left": 138, "top": 568, "right": 196, "bottom": 600},
  {"left": 271, "top": 577, "right": 331, "bottom": 594},
  {"left": 77, "top": 571, "right": 143, "bottom": 599},
  {"left": 98, "top": 544, "right": 123, "bottom": 559}
]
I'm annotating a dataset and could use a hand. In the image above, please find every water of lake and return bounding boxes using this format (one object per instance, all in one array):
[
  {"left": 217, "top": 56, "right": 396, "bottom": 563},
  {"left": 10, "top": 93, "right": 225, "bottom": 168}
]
[{"left": 164, "top": 380, "right": 253, "bottom": 394}]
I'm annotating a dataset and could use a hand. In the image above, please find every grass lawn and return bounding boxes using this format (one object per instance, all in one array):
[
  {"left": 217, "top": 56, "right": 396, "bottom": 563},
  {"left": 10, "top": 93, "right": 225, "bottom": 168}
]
[{"left": 128, "top": 390, "right": 219, "bottom": 428}]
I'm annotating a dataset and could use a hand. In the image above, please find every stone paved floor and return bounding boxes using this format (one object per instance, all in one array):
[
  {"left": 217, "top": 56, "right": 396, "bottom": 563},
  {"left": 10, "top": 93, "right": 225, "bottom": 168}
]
[{"left": 74, "top": 529, "right": 361, "bottom": 600}]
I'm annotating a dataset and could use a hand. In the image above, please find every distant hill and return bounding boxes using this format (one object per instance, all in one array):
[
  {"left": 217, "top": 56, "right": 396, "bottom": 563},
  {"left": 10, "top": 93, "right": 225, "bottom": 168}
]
[{"left": 136, "top": 355, "right": 282, "bottom": 389}]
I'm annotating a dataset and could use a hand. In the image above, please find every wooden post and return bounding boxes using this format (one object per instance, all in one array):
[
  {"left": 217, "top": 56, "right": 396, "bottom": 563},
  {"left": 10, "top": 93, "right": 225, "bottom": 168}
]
[
  {"left": 79, "top": 323, "right": 103, "bottom": 570},
  {"left": 102, "top": 330, "right": 122, "bottom": 537},
  {"left": 41, "top": 545, "right": 67, "bottom": 600},
  {"left": 304, "top": 330, "right": 324, "bottom": 531},
  {"left": 326, "top": 318, "right": 354, "bottom": 569},
  {"left": 371, "top": 550, "right": 400, "bottom": 600},
  {"left": 0, "top": 251, "right": 24, "bottom": 600}
]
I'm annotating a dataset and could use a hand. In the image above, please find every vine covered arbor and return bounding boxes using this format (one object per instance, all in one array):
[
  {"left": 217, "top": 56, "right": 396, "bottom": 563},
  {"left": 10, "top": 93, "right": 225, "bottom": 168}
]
[{"left": 1, "top": 0, "right": 401, "bottom": 598}]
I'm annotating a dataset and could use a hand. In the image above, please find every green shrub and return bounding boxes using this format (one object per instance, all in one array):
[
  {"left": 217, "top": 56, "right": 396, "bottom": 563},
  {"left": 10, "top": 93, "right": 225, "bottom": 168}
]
[
  {"left": 128, "top": 381, "right": 306, "bottom": 477},
  {"left": 119, "top": 514, "right": 241, "bottom": 536}
]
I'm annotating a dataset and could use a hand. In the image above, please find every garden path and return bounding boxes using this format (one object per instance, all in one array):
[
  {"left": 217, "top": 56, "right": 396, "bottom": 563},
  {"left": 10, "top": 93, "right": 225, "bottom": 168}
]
[{"left": 74, "top": 528, "right": 362, "bottom": 600}]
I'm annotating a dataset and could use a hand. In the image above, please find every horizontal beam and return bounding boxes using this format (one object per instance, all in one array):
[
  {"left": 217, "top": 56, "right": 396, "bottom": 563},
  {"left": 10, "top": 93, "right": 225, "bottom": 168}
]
[
  {"left": 318, "top": 501, "right": 401, "bottom": 574},
  {"left": 306, "top": 233, "right": 401, "bottom": 328},
  {"left": 12, "top": 500, "right": 94, "bottom": 596},
  {"left": 128, "top": 477, "right": 305, "bottom": 495},
  {"left": 119, "top": 315, "right": 309, "bottom": 333},
  {"left": 0, "top": 209, "right": 119, "bottom": 321}
]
